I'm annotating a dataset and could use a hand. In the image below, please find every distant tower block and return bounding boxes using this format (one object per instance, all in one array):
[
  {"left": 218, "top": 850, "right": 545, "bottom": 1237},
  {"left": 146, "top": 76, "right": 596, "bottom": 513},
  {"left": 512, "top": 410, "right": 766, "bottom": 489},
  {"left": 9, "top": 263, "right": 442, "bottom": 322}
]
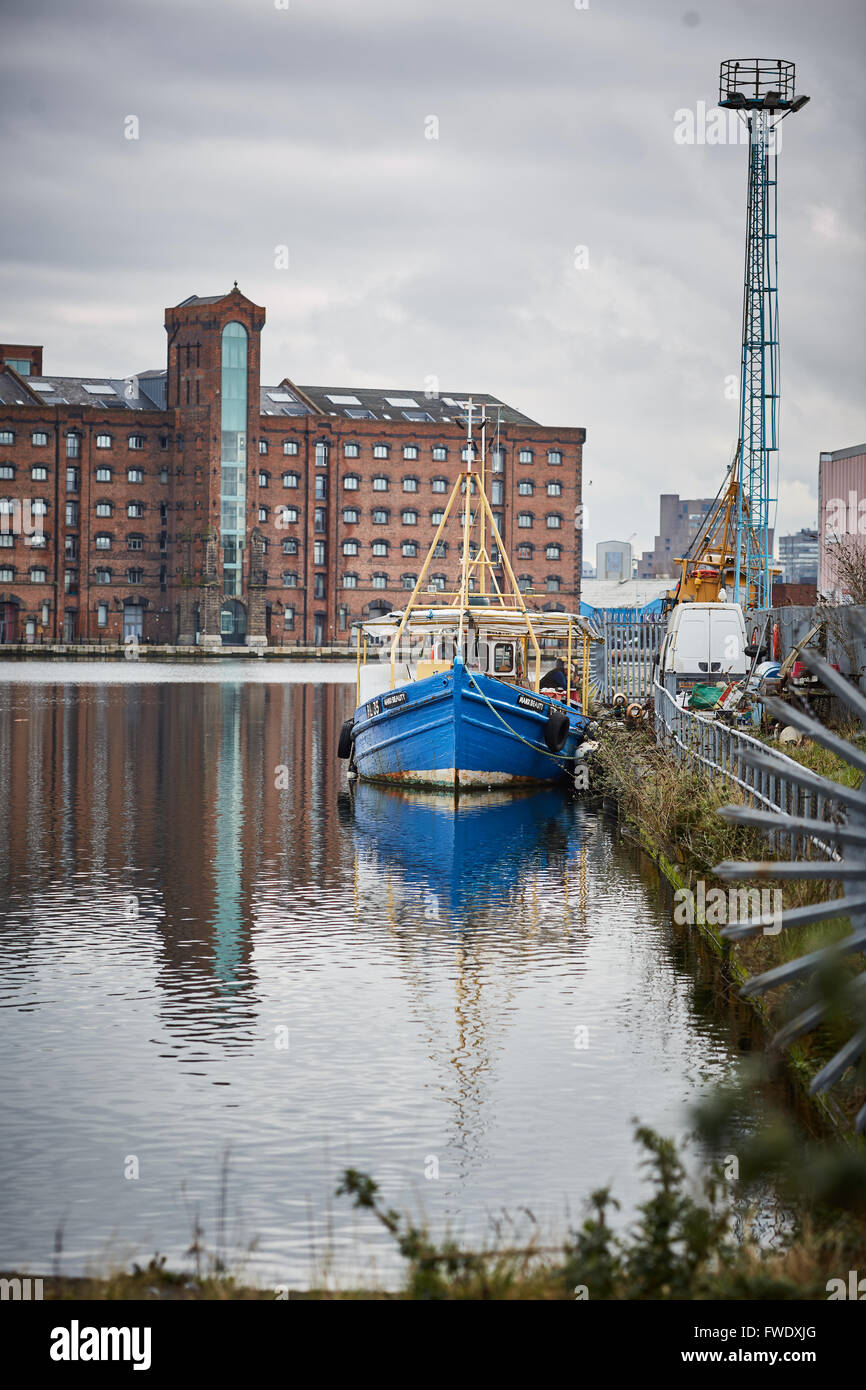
[{"left": 718, "top": 59, "right": 809, "bottom": 608}]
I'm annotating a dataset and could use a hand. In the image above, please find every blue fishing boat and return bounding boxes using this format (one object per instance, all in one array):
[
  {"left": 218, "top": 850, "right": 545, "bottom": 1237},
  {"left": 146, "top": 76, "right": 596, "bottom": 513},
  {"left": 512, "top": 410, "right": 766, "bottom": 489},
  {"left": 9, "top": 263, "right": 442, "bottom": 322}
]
[{"left": 338, "top": 401, "right": 599, "bottom": 790}]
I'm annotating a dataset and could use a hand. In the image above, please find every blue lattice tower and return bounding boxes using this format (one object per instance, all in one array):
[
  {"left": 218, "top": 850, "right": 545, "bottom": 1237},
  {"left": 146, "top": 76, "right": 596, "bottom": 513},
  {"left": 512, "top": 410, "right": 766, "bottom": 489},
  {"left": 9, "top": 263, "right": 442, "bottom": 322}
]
[{"left": 719, "top": 60, "right": 809, "bottom": 608}]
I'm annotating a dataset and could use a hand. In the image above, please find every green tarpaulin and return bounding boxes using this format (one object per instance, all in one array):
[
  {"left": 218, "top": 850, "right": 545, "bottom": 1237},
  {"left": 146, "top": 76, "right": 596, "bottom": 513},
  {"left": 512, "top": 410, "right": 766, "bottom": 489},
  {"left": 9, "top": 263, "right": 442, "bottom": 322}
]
[{"left": 688, "top": 684, "right": 724, "bottom": 710}]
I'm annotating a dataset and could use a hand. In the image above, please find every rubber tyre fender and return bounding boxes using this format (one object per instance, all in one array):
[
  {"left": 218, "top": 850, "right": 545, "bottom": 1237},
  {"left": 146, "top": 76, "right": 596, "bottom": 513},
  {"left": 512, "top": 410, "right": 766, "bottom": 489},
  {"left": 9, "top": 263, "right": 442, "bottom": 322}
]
[
  {"left": 337, "top": 718, "right": 355, "bottom": 760},
  {"left": 544, "top": 707, "right": 570, "bottom": 753}
]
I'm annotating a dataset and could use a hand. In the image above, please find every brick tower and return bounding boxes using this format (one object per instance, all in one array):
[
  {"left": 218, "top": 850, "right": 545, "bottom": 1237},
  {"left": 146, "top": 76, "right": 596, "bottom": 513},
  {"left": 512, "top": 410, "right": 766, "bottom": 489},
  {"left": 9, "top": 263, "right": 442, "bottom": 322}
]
[{"left": 164, "top": 286, "right": 266, "bottom": 645}]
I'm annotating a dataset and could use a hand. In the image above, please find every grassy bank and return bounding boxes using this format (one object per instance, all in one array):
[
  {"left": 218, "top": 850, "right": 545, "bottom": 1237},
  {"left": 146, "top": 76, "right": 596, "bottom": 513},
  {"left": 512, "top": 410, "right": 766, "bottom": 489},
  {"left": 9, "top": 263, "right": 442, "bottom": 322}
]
[
  {"left": 9, "top": 1121, "right": 866, "bottom": 1300},
  {"left": 593, "top": 724, "right": 866, "bottom": 1131}
]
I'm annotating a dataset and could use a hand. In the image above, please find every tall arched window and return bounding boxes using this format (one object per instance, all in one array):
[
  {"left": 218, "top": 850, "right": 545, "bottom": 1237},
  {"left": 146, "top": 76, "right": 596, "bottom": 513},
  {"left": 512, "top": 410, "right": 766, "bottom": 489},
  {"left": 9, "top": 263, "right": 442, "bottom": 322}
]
[{"left": 220, "top": 322, "right": 248, "bottom": 597}]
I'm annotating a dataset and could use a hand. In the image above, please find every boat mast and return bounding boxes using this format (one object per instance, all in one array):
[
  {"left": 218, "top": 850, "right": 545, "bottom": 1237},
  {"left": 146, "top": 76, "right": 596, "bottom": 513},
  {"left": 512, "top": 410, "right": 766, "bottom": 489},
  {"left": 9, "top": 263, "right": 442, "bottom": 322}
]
[
  {"left": 456, "top": 399, "right": 474, "bottom": 656},
  {"left": 479, "top": 405, "right": 487, "bottom": 597}
]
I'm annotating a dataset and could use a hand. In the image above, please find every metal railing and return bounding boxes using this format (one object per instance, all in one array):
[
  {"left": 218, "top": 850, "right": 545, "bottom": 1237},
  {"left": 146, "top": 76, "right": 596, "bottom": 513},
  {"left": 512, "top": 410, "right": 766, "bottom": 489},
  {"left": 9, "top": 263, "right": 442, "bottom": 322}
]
[
  {"left": 652, "top": 679, "right": 837, "bottom": 860},
  {"left": 599, "top": 615, "right": 665, "bottom": 703}
]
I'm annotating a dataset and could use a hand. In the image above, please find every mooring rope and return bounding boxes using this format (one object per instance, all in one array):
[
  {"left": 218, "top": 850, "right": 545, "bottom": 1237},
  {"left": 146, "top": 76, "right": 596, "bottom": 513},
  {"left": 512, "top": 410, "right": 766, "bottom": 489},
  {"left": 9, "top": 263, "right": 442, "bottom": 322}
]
[{"left": 463, "top": 667, "right": 579, "bottom": 769}]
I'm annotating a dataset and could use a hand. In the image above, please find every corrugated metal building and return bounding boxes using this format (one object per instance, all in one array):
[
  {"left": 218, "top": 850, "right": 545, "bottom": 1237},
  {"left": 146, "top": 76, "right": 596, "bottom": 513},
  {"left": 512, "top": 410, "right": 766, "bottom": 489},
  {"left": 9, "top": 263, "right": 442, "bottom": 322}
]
[{"left": 818, "top": 443, "right": 866, "bottom": 599}]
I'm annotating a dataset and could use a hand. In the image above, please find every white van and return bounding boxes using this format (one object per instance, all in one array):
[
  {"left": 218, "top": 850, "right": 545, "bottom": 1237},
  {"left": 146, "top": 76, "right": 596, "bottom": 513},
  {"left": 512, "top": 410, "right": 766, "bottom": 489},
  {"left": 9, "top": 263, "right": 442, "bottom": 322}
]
[{"left": 657, "top": 602, "right": 748, "bottom": 693}]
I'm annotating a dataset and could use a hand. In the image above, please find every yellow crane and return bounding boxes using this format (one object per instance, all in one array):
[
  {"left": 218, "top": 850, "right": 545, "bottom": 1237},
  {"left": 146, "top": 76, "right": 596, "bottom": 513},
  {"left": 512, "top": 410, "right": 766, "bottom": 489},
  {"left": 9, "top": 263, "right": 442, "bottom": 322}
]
[{"left": 666, "top": 448, "right": 780, "bottom": 611}]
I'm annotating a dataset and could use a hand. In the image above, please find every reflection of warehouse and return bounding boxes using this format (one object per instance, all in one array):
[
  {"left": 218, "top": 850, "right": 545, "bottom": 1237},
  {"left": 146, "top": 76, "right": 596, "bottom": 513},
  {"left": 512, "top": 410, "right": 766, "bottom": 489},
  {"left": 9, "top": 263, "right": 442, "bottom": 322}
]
[
  {"left": 0, "top": 290, "right": 584, "bottom": 647},
  {"left": 0, "top": 677, "right": 349, "bottom": 1020}
]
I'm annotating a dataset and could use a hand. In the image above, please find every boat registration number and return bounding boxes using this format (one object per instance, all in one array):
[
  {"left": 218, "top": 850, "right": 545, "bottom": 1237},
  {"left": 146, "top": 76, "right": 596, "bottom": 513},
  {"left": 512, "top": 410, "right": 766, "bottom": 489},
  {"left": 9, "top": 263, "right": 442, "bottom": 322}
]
[
  {"left": 517, "top": 694, "right": 546, "bottom": 714},
  {"left": 366, "top": 691, "right": 408, "bottom": 718}
]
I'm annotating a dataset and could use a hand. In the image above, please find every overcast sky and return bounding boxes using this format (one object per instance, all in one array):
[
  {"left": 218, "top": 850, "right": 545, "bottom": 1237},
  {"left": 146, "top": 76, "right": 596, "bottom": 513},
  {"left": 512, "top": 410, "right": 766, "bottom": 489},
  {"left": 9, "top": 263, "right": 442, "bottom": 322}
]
[{"left": 2, "top": 0, "right": 864, "bottom": 558}]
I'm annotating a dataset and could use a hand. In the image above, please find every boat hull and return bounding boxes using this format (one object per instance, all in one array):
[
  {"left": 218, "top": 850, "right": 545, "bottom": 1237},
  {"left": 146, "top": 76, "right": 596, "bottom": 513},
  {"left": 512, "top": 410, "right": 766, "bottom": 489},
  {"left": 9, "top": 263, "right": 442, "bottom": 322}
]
[{"left": 350, "top": 660, "right": 591, "bottom": 789}]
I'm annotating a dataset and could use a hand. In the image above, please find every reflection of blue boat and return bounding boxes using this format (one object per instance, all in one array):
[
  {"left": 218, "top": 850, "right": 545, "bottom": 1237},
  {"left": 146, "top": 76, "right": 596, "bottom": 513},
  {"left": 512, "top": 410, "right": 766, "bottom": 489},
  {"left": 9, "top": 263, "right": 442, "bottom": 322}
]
[
  {"left": 339, "top": 401, "right": 598, "bottom": 791},
  {"left": 350, "top": 781, "right": 578, "bottom": 915}
]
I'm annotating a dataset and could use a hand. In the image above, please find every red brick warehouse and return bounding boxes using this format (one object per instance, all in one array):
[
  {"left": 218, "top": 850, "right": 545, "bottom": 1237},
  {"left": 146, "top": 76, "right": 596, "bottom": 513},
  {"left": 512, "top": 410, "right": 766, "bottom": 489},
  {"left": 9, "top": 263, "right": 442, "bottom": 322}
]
[{"left": 0, "top": 287, "right": 585, "bottom": 646}]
